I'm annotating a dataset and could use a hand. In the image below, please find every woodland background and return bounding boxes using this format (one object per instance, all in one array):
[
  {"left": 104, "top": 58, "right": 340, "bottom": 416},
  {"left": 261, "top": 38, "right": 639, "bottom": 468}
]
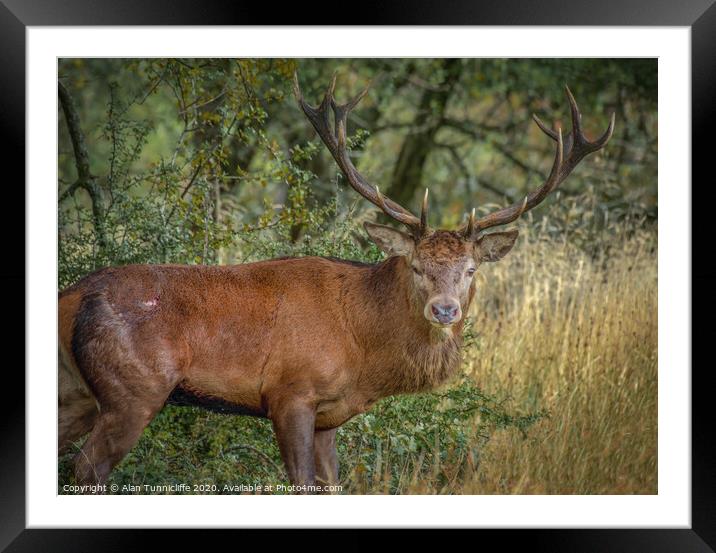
[{"left": 58, "top": 58, "right": 657, "bottom": 494}]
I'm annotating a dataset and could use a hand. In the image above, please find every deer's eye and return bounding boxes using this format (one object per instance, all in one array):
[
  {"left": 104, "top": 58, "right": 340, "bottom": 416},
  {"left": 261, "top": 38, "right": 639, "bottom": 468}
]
[{"left": 467, "top": 268, "right": 476, "bottom": 277}]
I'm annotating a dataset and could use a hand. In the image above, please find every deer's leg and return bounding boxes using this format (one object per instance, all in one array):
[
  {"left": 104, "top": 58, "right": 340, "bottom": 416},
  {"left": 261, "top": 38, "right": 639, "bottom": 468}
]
[
  {"left": 72, "top": 363, "right": 179, "bottom": 489},
  {"left": 58, "top": 394, "right": 98, "bottom": 455},
  {"left": 58, "top": 343, "right": 99, "bottom": 454},
  {"left": 68, "top": 293, "right": 185, "bottom": 490},
  {"left": 73, "top": 396, "right": 166, "bottom": 489},
  {"left": 314, "top": 427, "right": 339, "bottom": 489},
  {"left": 269, "top": 399, "right": 317, "bottom": 490}
]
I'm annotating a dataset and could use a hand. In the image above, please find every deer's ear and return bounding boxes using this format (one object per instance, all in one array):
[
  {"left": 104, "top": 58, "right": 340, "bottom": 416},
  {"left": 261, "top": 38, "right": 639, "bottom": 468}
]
[
  {"left": 474, "top": 230, "right": 519, "bottom": 262},
  {"left": 364, "top": 222, "right": 415, "bottom": 257}
]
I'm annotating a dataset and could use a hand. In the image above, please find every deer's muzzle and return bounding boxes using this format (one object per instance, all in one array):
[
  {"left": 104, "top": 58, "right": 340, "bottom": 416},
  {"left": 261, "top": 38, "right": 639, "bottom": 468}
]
[{"left": 425, "top": 297, "right": 462, "bottom": 326}]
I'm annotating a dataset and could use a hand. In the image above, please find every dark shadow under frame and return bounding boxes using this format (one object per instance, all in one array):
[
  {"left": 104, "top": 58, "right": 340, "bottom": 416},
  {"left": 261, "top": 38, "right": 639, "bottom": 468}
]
[{"left": 3, "top": 0, "right": 714, "bottom": 550}]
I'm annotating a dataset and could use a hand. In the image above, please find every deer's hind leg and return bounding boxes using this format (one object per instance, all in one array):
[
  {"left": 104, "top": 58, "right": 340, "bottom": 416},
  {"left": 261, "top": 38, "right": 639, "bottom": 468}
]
[
  {"left": 59, "top": 394, "right": 98, "bottom": 455},
  {"left": 73, "top": 398, "right": 164, "bottom": 488},
  {"left": 72, "top": 364, "right": 180, "bottom": 489},
  {"left": 58, "top": 343, "right": 99, "bottom": 454},
  {"left": 70, "top": 292, "right": 185, "bottom": 489}
]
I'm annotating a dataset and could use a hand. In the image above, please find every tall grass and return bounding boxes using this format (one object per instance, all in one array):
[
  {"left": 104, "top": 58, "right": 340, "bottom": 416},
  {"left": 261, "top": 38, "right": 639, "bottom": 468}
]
[{"left": 362, "top": 209, "right": 657, "bottom": 494}]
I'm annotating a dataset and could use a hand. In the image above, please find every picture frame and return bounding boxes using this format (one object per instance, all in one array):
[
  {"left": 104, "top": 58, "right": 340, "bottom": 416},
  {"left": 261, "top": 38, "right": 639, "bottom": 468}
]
[{"left": 5, "top": 0, "right": 713, "bottom": 549}]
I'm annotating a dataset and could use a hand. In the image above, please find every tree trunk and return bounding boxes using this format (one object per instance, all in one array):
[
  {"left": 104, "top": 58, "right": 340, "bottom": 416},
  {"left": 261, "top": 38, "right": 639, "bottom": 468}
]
[{"left": 386, "top": 59, "right": 462, "bottom": 209}]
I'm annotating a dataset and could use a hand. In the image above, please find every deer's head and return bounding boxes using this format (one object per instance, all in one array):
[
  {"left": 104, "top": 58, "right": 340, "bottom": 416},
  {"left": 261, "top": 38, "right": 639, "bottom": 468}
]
[
  {"left": 294, "top": 73, "right": 614, "bottom": 328},
  {"left": 364, "top": 223, "right": 517, "bottom": 327}
]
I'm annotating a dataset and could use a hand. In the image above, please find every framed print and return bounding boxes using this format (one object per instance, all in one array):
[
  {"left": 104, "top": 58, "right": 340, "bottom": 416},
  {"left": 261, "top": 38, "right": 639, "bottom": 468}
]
[{"left": 5, "top": 0, "right": 714, "bottom": 550}]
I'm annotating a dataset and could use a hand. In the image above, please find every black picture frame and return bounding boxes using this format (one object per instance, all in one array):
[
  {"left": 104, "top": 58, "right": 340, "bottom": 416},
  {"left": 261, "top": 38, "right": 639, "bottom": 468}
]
[{"left": 4, "top": 1, "right": 713, "bottom": 550}]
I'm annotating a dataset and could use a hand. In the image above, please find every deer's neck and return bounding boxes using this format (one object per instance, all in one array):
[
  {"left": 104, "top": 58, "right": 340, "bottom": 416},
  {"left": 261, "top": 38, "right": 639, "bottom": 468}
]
[{"left": 353, "top": 256, "right": 464, "bottom": 397}]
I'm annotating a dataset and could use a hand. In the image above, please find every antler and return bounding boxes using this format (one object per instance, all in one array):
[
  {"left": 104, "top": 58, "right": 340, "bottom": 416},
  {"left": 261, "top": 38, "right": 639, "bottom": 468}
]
[
  {"left": 293, "top": 72, "right": 429, "bottom": 239},
  {"left": 464, "top": 86, "right": 615, "bottom": 237}
]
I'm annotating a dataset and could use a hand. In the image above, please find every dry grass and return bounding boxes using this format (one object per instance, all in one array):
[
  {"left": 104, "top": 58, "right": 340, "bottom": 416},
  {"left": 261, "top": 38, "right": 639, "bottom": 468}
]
[{"left": 367, "top": 216, "right": 658, "bottom": 495}]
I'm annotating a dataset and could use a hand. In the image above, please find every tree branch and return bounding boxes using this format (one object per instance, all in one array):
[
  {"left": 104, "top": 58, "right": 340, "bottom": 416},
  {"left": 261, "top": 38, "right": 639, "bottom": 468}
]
[
  {"left": 58, "top": 80, "right": 108, "bottom": 257},
  {"left": 442, "top": 117, "right": 545, "bottom": 178},
  {"left": 434, "top": 142, "right": 517, "bottom": 204}
]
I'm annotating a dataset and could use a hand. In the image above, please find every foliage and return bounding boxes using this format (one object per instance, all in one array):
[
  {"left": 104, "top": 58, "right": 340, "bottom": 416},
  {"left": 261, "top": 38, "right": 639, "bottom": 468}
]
[{"left": 59, "top": 58, "right": 657, "bottom": 286}]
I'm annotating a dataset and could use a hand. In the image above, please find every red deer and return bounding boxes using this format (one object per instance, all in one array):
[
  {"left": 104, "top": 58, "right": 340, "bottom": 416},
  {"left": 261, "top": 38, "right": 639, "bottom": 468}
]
[{"left": 58, "top": 73, "right": 614, "bottom": 492}]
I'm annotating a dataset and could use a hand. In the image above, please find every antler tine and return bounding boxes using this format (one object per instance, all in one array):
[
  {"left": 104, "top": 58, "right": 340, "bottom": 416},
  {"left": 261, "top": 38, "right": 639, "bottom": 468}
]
[
  {"left": 420, "top": 188, "right": 429, "bottom": 235},
  {"left": 533, "top": 86, "right": 615, "bottom": 185},
  {"left": 594, "top": 111, "right": 616, "bottom": 149},
  {"left": 374, "top": 185, "right": 386, "bottom": 211},
  {"left": 324, "top": 73, "right": 337, "bottom": 106},
  {"left": 294, "top": 72, "right": 424, "bottom": 237},
  {"left": 333, "top": 84, "right": 369, "bottom": 129},
  {"left": 516, "top": 194, "right": 529, "bottom": 218},
  {"left": 531, "top": 112, "right": 557, "bottom": 140},
  {"left": 333, "top": 84, "right": 370, "bottom": 150},
  {"left": 374, "top": 185, "right": 419, "bottom": 228},
  {"left": 292, "top": 72, "right": 302, "bottom": 102},
  {"left": 565, "top": 85, "right": 583, "bottom": 140},
  {"left": 293, "top": 72, "right": 338, "bottom": 151},
  {"left": 464, "top": 207, "right": 476, "bottom": 239},
  {"left": 471, "top": 86, "right": 614, "bottom": 233}
]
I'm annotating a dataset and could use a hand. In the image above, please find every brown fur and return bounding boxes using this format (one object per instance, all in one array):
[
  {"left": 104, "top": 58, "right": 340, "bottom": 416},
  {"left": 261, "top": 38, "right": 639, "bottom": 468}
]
[{"left": 58, "top": 229, "right": 517, "bottom": 491}]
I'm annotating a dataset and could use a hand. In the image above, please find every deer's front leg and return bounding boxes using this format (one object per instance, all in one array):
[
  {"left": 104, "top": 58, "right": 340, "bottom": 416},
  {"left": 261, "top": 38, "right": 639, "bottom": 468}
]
[
  {"left": 269, "top": 399, "right": 316, "bottom": 490},
  {"left": 314, "top": 427, "right": 339, "bottom": 489}
]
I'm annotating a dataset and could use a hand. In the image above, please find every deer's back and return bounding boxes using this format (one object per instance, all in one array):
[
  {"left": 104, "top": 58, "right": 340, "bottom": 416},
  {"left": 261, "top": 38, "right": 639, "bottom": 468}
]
[{"left": 59, "top": 259, "right": 371, "bottom": 416}]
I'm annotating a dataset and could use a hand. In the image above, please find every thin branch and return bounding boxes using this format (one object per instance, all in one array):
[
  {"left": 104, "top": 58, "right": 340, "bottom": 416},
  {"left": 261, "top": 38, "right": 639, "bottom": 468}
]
[
  {"left": 491, "top": 142, "right": 543, "bottom": 177},
  {"left": 434, "top": 142, "right": 517, "bottom": 204},
  {"left": 240, "top": 218, "right": 283, "bottom": 233},
  {"left": 165, "top": 115, "right": 239, "bottom": 224},
  {"left": 179, "top": 88, "right": 228, "bottom": 115},
  {"left": 442, "top": 117, "right": 544, "bottom": 177},
  {"left": 225, "top": 444, "right": 286, "bottom": 478},
  {"left": 407, "top": 74, "right": 451, "bottom": 92},
  {"left": 59, "top": 180, "right": 82, "bottom": 203},
  {"left": 442, "top": 117, "right": 518, "bottom": 136},
  {"left": 135, "top": 65, "right": 169, "bottom": 105},
  {"left": 165, "top": 161, "right": 203, "bottom": 223},
  {"left": 469, "top": 177, "right": 517, "bottom": 205}
]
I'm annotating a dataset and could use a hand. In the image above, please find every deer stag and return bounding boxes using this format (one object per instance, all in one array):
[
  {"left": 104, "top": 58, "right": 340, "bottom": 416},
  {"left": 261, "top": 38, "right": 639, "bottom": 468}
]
[{"left": 58, "top": 73, "right": 614, "bottom": 492}]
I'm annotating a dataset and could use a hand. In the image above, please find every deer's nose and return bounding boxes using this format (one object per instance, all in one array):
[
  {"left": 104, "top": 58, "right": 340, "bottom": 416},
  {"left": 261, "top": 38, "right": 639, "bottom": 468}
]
[{"left": 430, "top": 302, "right": 460, "bottom": 325}]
